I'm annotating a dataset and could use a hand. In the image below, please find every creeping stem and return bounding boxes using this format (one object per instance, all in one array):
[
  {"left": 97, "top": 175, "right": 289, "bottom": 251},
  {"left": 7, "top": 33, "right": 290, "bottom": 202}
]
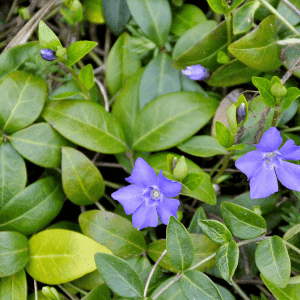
[
  {"left": 212, "top": 150, "right": 233, "bottom": 184},
  {"left": 225, "top": 12, "right": 233, "bottom": 59}
]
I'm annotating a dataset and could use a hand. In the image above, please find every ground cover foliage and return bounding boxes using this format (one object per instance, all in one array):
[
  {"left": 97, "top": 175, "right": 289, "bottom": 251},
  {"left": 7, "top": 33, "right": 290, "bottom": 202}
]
[{"left": 1, "top": 0, "right": 300, "bottom": 299}]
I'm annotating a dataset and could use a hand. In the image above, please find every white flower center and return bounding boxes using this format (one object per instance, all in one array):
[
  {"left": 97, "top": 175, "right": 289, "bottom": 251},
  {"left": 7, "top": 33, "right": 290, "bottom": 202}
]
[
  {"left": 151, "top": 189, "right": 161, "bottom": 200},
  {"left": 262, "top": 151, "right": 280, "bottom": 170}
]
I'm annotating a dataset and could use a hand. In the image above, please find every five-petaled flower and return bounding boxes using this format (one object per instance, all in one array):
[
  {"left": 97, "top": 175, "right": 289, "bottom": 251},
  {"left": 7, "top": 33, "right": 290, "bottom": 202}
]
[
  {"left": 235, "top": 127, "right": 300, "bottom": 199},
  {"left": 111, "top": 157, "right": 182, "bottom": 230},
  {"left": 181, "top": 64, "right": 210, "bottom": 81}
]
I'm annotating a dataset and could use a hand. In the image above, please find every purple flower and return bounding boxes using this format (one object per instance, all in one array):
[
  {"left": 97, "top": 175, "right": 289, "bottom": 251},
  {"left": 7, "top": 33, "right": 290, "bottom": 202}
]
[
  {"left": 235, "top": 127, "right": 300, "bottom": 199},
  {"left": 181, "top": 64, "right": 210, "bottom": 80},
  {"left": 111, "top": 157, "right": 182, "bottom": 230},
  {"left": 40, "top": 49, "right": 56, "bottom": 61}
]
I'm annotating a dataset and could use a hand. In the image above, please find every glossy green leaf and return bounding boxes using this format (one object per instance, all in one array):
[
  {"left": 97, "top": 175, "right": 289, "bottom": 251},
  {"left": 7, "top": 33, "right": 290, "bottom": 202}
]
[
  {"left": 208, "top": 59, "right": 261, "bottom": 87},
  {"left": 9, "top": 123, "right": 71, "bottom": 168},
  {"left": 62, "top": 147, "right": 104, "bottom": 205},
  {"left": 102, "top": 0, "right": 131, "bottom": 36},
  {"left": 139, "top": 53, "right": 181, "bottom": 109},
  {"left": 206, "top": 0, "right": 226, "bottom": 14},
  {"left": 252, "top": 77, "right": 275, "bottom": 108},
  {"left": 66, "top": 41, "right": 97, "bottom": 66},
  {"left": 215, "top": 284, "right": 236, "bottom": 300},
  {"left": 26, "top": 229, "right": 111, "bottom": 284},
  {"left": 283, "top": 224, "right": 300, "bottom": 241},
  {"left": 170, "top": 4, "right": 206, "bottom": 36},
  {"left": 178, "top": 135, "right": 227, "bottom": 157},
  {"left": 38, "top": 20, "right": 62, "bottom": 51},
  {"left": 126, "top": 0, "right": 171, "bottom": 46},
  {"left": 83, "top": 0, "right": 105, "bottom": 24},
  {"left": 133, "top": 92, "right": 218, "bottom": 151},
  {"left": 180, "top": 270, "right": 224, "bottom": 300},
  {"left": 172, "top": 156, "right": 188, "bottom": 181},
  {"left": 0, "top": 70, "right": 47, "bottom": 134},
  {"left": 281, "top": 87, "right": 300, "bottom": 110},
  {"left": 181, "top": 173, "right": 205, "bottom": 193},
  {"left": 221, "top": 201, "right": 267, "bottom": 239},
  {"left": 79, "top": 210, "right": 146, "bottom": 257},
  {"left": 166, "top": 216, "right": 194, "bottom": 270},
  {"left": 229, "top": 15, "right": 281, "bottom": 71},
  {"left": 256, "top": 236, "right": 291, "bottom": 288},
  {"left": 227, "top": 144, "right": 245, "bottom": 151},
  {"left": 147, "top": 234, "right": 219, "bottom": 273},
  {"left": 188, "top": 207, "right": 207, "bottom": 234},
  {"left": 0, "top": 177, "right": 65, "bottom": 235},
  {"left": 216, "top": 241, "right": 239, "bottom": 284},
  {"left": 95, "top": 252, "right": 144, "bottom": 298},
  {"left": 0, "top": 143, "right": 26, "bottom": 209},
  {"left": 198, "top": 220, "right": 232, "bottom": 245},
  {"left": 79, "top": 64, "right": 94, "bottom": 90},
  {"left": 106, "top": 32, "right": 141, "bottom": 96},
  {"left": 233, "top": 1, "right": 260, "bottom": 35},
  {"left": 0, "top": 231, "right": 29, "bottom": 278},
  {"left": 82, "top": 284, "right": 111, "bottom": 300},
  {"left": 0, "top": 269, "right": 27, "bottom": 300},
  {"left": 42, "top": 100, "right": 128, "bottom": 153},
  {"left": 174, "top": 21, "right": 227, "bottom": 71},
  {"left": 227, "top": 103, "right": 238, "bottom": 133},
  {"left": 215, "top": 121, "right": 231, "bottom": 148}
]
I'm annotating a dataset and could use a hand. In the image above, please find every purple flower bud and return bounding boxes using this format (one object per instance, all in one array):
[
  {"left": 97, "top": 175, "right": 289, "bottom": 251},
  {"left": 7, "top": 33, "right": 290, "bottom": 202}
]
[
  {"left": 40, "top": 49, "right": 56, "bottom": 61},
  {"left": 236, "top": 103, "right": 246, "bottom": 123},
  {"left": 181, "top": 64, "right": 210, "bottom": 81}
]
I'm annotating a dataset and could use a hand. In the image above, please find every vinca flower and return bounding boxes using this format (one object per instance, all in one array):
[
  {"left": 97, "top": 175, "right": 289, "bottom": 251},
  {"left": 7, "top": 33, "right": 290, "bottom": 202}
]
[
  {"left": 111, "top": 157, "right": 182, "bottom": 230},
  {"left": 40, "top": 49, "right": 56, "bottom": 61},
  {"left": 235, "top": 127, "right": 300, "bottom": 199},
  {"left": 181, "top": 64, "right": 210, "bottom": 80}
]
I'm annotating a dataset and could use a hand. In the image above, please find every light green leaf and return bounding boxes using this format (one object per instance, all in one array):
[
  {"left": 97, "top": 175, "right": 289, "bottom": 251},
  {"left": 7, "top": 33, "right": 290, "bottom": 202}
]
[
  {"left": 0, "top": 70, "right": 47, "bottom": 134},
  {"left": 255, "top": 236, "right": 291, "bottom": 288},
  {"left": 181, "top": 173, "right": 205, "bottom": 192},
  {"left": 283, "top": 224, "right": 300, "bottom": 241},
  {"left": 42, "top": 100, "right": 128, "bottom": 153},
  {"left": 206, "top": 0, "right": 225, "bottom": 14},
  {"left": 79, "top": 64, "right": 94, "bottom": 90},
  {"left": 281, "top": 87, "right": 300, "bottom": 111},
  {"left": 83, "top": 0, "right": 105, "bottom": 24},
  {"left": 0, "top": 143, "right": 26, "bottom": 209},
  {"left": 215, "top": 121, "right": 232, "bottom": 148},
  {"left": 38, "top": 20, "right": 62, "bottom": 51},
  {"left": 252, "top": 77, "right": 275, "bottom": 108},
  {"left": 66, "top": 41, "right": 97, "bottom": 66},
  {"left": 79, "top": 210, "right": 146, "bottom": 258},
  {"left": 26, "top": 229, "right": 112, "bottom": 284}
]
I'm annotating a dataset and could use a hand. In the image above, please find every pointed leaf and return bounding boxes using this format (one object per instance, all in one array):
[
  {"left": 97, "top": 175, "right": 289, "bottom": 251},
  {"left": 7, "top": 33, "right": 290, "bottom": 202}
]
[
  {"left": 79, "top": 64, "right": 94, "bottom": 90},
  {"left": 66, "top": 41, "right": 97, "bottom": 66},
  {"left": 252, "top": 77, "right": 275, "bottom": 108},
  {"left": 38, "top": 20, "right": 62, "bottom": 51},
  {"left": 215, "top": 121, "right": 231, "bottom": 148},
  {"left": 0, "top": 269, "right": 27, "bottom": 299}
]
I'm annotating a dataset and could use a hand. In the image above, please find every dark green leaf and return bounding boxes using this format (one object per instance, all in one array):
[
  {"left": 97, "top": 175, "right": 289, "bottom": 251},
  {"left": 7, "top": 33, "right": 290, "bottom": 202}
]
[
  {"left": 66, "top": 41, "right": 97, "bottom": 66},
  {"left": 215, "top": 121, "right": 231, "bottom": 148},
  {"left": 252, "top": 77, "right": 275, "bottom": 108},
  {"left": 182, "top": 173, "right": 205, "bottom": 192},
  {"left": 82, "top": 284, "right": 111, "bottom": 300},
  {"left": 198, "top": 220, "right": 232, "bottom": 244},
  {"left": 188, "top": 207, "right": 207, "bottom": 234},
  {"left": 0, "top": 269, "right": 27, "bottom": 299},
  {"left": 72, "top": 270, "right": 104, "bottom": 291}
]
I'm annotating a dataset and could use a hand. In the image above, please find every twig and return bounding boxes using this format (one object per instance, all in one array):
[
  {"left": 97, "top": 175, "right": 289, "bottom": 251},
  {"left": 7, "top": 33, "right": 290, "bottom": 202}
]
[
  {"left": 95, "top": 162, "right": 124, "bottom": 168},
  {"left": 34, "top": 279, "right": 38, "bottom": 300},
  {"left": 232, "top": 281, "right": 251, "bottom": 300},
  {"left": 58, "top": 285, "right": 79, "bottom": 300},
  {"left": 94, "top": 77, "right": 109, "bottom": 112},
  {"left": 280, "top": 0, "right": 300, "bottom": 18}
]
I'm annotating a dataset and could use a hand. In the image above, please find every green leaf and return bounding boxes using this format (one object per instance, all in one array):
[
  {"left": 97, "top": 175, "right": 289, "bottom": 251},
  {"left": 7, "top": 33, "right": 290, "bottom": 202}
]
[
  {"left": 221, "top": 201, "right": 267, "bottom": 239},
  {"left": 102, "top": 0, "right": 131, "bottom": 36},
  {"left": 229, "top": 15, "right": 281, "bottom": 72},
  {"left": 72, "top": 270, "right": 104, "bottom": 291},
  {"left": 227, "top": 103, "right": 238, "bottom": 133},
  {"left": 79, "top": 64, "right": 94, "bottom": 90},
  {"left": 0, "top": 177, "right": 65, "bottom": 235},
  {"left": 126, "top": 0, "right": 171, "bottom": 47},
  {"left": 255, "top": 236, "right": 291, "bottom": 288},
  {"left": 0, "top": 231, "right": 29, "bottom": 278},
  {"left": 166, "top": 216, "right": 194, "bottom": 270},
  {"left": 216, "top": 241, "right": 239, "bottom": 284},
  {"left": 252, "top": 77, "right": 275, "bottom": 108},
  {"left": 0, "top": 143, "right": 26, "bottom": 209},
  {"left": 180, "top": 270, "right": 224, "bottom": 300},
  {"left": 95, "top": 252, "right": 144, "bottom": 298},
  {"left": 170, "top": 4, "right": 207, "bottom": 36},
  {"left": 132, "top": 92, "right": 218, "bottom": 151},
  {"left": 261, "top": 274, "right": 300, "bottom": 300},
  {"left": 277, "top": 0, "right": 300, "bottom": 26},
  {"left": 139, "top": 53, "right": 181, "bottom": 109},
  {"left": 66, "top": 41, "right": 97, "bottom": 66},
  {"left": 42, "top": 100, "right": 128, "bottom": 153},
  {"left": 281, "top": 87, "right": 300, "bottom": 111},
  {"left": 182, "top": 173, "right": 205, "bottom": 192},
  {"left": 0, "top": 70, "right": 47, "bottom": 134},
  {"left": 9, "top": 122, "right": 71, "bottom": 168},
  {"left": 188, "top": 207, "right": 207, "bottom": 234},
  {"left": 62, "top": 147, "right": 105, "bottom": 205},
  {"left": 79, "top": 210, "right": 146, "bottom": 258},
  {"left": 38, "top": 20, "right": 62, "bottom": 51},
  {"left": 215, "top": 121, "right": 232, "bottom": 148},
  {"left": 233, "top": 1, "right": 260, "bottom": 35},
  {"left": 178, "top": 136, "right": 227, "bottom": 157},
  {"left": 227, "top": 144, "right": 245, "bottom": 151},
  {"left": 206, "top": 0, "right": 225, "bottom": 14},
  {"left": 82, "top": 284, "right": 111, "bottom": 300},
  {"left": 83, "top": 0, "right": 105, "bottom": 24},
  {"left": 0, "top": 269, "right": 27, "bottom": 300},
  {"left": 208, "top": 59, "right": 261, "bottom": 87},
  {"left": 26, "top": 229, "right": 111, "bottom": 284},
  {"left": 283, "top": 224, "right": 300, "bottom": 241},
  {"left": 173, "top": 156, "right": 188, "bottom": 181},
  {"left": 106, "top": 32, "right": 141, "bottom": 96},
  {"left": 198, "top": 220, "right": 232, "bottom": 245}
]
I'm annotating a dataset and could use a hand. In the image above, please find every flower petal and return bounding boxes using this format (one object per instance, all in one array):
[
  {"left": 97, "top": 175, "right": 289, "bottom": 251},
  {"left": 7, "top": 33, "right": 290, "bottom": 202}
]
[
  {"left": 111, "top": 185, "right": 145, "bottom": 215},
  {"left": 132, "top": 202, "right": 158, "bottom": 230},
  {"left": 157, "top": 198, "right": 180, "bottom": 225},
  {"left": 249, "top": 166, "right": 278, "bottom": 199},
  {"left": 125, "top": 157, "right": 158, "bottom": 188},
  {"left": 279, "top": 140, "right": 300, "bottom": 160},
  {"left": 255, "top": 127, "right": 282, "bottom": 152},
  {"left": 158, "top": 171, "right": 182, "bottom": 197},
  {"left": 235, "top": 150, "right": 263, "bottom": 179},
  {"left": 275, "top": 161, "right": 300, "bottom": 192}
]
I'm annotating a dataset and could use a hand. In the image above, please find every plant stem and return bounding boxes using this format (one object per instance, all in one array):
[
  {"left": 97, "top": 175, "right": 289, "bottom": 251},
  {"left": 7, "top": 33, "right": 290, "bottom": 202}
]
[
  {"left": 282, "top": 126, "right": 300, "bottom": 132},
  {"left": 212, "top": 151, "right": 232, "bottom": 184},
  {"left": 58, "top": 285, "right": 79, "bottom": 300},
  {"left": 34, "top": 279, "right": 38, "bottom": 300},
  {"left": 95, "top": 202, "right": 106, "bottom": 211},
  {"left": 283, "top": 240, "right": 300, "bottom": 255},
  {"left": 104, "top": 180, "right": 124, "bottom": 189},
  {"left": 66, "top": 66, "right": 90, "bottom": 100},
  {"left": 232, "top": 281, "right": 251, "bottom": 300},
  {"left": 280, "top": 0, "right": 300, "bottom": 18},
  {"left": 64, "top": 283, "right": 88, "bottom": 295},
  {"left": 257, "top": 0, "right": 300, "bottom": 36},
  {"left": 225, "top": 12, "right": 233, "bottom": 59}
]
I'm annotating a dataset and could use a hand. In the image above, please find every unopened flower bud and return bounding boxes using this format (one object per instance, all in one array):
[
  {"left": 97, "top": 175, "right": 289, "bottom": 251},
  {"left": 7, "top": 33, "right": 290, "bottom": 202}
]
[
  {"left": 172, "top": 157, "right": 178, "bottom": 171},
  {"left": 182, "top": 64, "right": 210, "bottom": 81},
  {"left": 213, "top": 184, "right": 220, "bottom": 196},
  {"left": 236, "top": 103, "right": 246, "bottom": 124},
  {"left": 40, "top": 49, "right": 56, "bottom": 61},
  {"left": 56, "top": 46, "right": 66, "bottom": 58},
  {"left": 42, "top": 286, "right": 60, "bottom": 300},
  {"left": 271, "top": 82, "right": 287, "bottom": 98}
]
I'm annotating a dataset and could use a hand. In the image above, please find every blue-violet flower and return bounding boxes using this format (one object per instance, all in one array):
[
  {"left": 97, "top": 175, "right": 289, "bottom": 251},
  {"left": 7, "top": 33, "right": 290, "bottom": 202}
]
[
  {"left": 40, "top": 48, "right": 56, "bottom": 61},
  {"left": 235, "top": 127, "right": 300, "bottom": 199},
  {"left": 181, "top": 64, "right": 210, "bottom": 81},
  {"left": 111, "top": 157, "right": 182, "bottom": 230}
]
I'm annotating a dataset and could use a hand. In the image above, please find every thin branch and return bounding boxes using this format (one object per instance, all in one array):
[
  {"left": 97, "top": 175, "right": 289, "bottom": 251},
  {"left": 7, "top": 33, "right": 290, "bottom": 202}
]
[
  {"left": 94, "top": 77, "right": 109, "bottom": 112},
  {"left": 280, "top": 0, "right": 300, "bottom": 18}
]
